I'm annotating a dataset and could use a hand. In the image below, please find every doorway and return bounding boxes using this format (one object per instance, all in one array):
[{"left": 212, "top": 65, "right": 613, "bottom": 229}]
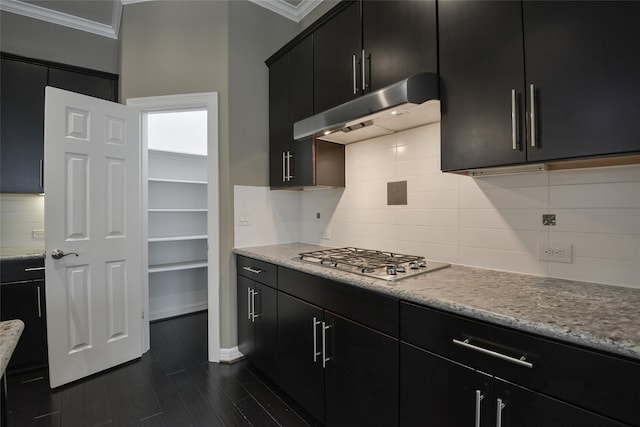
[{"left": 127, "top": 93, "right": 220, "bottom": 362}]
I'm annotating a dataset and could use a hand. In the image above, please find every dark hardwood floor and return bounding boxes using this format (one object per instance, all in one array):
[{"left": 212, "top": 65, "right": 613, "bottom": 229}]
[{"left": 5, "top": 312, "right": 316, "bottom": 427}]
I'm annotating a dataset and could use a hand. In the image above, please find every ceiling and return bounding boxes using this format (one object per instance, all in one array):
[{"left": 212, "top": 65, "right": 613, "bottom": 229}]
[{"left": 0, "top": 0, "right": 323, "bottom": 39}]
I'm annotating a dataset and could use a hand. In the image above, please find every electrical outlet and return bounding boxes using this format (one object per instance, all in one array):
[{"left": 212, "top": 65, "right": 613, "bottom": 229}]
[
  {"left": 538, "top": 243, "right": 572, "bottom": 263},
  {"left": 322, "top": 228, "right": 331, "bottom": 240}
]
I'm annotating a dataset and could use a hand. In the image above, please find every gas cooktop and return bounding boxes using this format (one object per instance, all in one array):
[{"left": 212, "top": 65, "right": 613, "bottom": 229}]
[{"left": 298, "top": 247, "right": 449, "bottom": 282}]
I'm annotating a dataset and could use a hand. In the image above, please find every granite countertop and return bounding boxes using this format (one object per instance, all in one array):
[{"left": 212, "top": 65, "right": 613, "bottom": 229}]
[
  {"left": 234, "top": 243, "right": 640, "bottom": 361},
  {"left": 0, "top": 319, "right": 24, "bottom": 376},
  {"left": 0, "top": 246, "right": 45, "bottom": 261}
]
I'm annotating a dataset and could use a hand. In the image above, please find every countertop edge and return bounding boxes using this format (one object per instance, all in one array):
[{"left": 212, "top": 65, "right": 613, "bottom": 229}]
[{"left": 0, "top": 319, "right": 25, "bottom": 377}]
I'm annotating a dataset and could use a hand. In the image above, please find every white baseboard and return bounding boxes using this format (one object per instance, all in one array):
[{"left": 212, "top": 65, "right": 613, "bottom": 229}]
[
  {"left": 219, "top": 346, "right": 244, "bottom": 363},
  {"left": 149, "top": 301, "right": 208, "bottom": 321}
]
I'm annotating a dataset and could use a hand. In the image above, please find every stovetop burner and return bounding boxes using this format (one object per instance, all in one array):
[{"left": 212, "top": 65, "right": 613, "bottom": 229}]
[{"left": 298, "top": 247, "right": 449, "bottom": 282}]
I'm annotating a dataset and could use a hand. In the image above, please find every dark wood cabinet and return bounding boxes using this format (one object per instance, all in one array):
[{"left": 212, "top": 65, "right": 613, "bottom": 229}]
[
  {"left": 0, "top": 53, "right": 119, "bottom": 193},
  {"left": 313, "top": 1, "right": 361, "bottom": 113},
  {"left": 268, "top": 37, "right": 345, "bottom": 189},
  {"left": 439, "top": 1, "right": 640, "bottom": 172},
  {"left": 313, "top": 0, "right": 437, "bottom": 114},
  {"left": 276, "top": 266, "right": 399, "bottom": 426},
  {"left": 236, "top": 257, "right": 279, "bottom": 384},
  {"left": 401, "top": 343, "right": 626, "bottom": 427},
  {"left": 0, "top": 258, "right": 48, "bottom": 373},
  {"left": 1, "top": 58, "right": 48, "bottom": 193}
]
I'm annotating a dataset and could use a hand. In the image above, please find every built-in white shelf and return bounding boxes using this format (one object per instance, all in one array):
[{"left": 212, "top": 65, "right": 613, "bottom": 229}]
[
  {"left": 148, "top": 178, "right": 207, "bottom": 185},
  {"left": 149, "top": 208, "right": 208, "bottom": 213},
  {"left": 149, "top": 260, "right": 208, "bottom": 273},
  {"left": 148, "top": 235, "right": 208, "bottom": 243}
]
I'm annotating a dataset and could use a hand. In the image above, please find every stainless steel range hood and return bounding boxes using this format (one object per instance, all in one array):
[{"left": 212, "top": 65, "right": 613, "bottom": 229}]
[{"left": 294, "top": 72, "right": 440, "bottom": 144}]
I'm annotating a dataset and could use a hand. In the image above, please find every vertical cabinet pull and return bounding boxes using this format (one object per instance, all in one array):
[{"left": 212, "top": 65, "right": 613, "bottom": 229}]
[
  {"left": 322, "top": 322, "right": 331, "bottom": 368},
  {"left": 529, "top": 84, "right": 537, "bottom": 147},
  {"left": 475, "top": 390, "right": 484, "bottom": 427},
  {"left": 39, "top": 159, "right": 44, "bottom": 188},
  {"left": 247, "top": 287, "right": 253, "bottom": 321},
  {"left": 286, "top": 152, "right": 293, "bottom": 181},
  {"left": 496, "top": 398, "right": 506, "bottom": 427},
  {"left": 511, "top": 89, "right": 518, "bottom": 150},
  {"left": 251, "top": 289, "right": 260, "bottom": 321},
  {"left": 282, "top": 152, "right": 286, "bottom": 182},
  {"left": 352, "top": 54, "right": 358, "bottom": 94},
  {"left": 37, "top": 286, "right": 42, "bottom": 318},
  {"left": 312, "top": 317, "right": 322, "bottom": 362},
  {"left": 361, "top": 49, "right": 367, "bottom": 92}
]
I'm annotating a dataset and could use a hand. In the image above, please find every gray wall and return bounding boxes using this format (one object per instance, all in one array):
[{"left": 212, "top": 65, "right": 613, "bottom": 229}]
[
  {"left": 0, "top": 11, "right": 119, "bottom": 73},
  {"left": 120, "top": 0, "right": 298, "bottom": 350},
  {"left": 300, "top": 0, "right": 341, "bottom": 30}
]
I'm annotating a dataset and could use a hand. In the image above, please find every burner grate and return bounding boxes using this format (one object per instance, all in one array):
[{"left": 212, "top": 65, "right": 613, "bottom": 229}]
[{"left": 299, "top": 247, "right": 424, "bottom": 273}]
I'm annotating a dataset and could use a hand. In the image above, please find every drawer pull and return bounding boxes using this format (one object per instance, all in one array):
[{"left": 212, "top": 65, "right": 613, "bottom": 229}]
[
  {"left": 453, "top": 338, "right": 533, "bottom": 369},
  {"left": 24, "top": 267, "right": 45, "bottom": 272},
  {"left": 242, "top": 266, "right": 263, "bottom": 274}
]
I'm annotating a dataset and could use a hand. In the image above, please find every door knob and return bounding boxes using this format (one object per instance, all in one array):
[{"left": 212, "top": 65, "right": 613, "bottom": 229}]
[{"left": 51, "top": 249, "right": 79, "bottom": 259}]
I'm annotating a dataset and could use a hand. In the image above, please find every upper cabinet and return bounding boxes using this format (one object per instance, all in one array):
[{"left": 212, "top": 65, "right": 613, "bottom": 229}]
[
  {"left": 314, "top": 0, "right": 437, "bottom": 114},
  {"left": 0, "top": 53, "right": 119, "bottom": 193},
  {"left": 268, "top": 36, "right": 345, "bottom": 189},
  {"left": 440, "top": 1, "right": 640, "bottom": 172}
]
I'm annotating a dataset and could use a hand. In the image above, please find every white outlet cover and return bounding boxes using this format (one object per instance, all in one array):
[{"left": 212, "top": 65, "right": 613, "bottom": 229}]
[{"left": 537, "top": 243, "right": 572, "bottom": 263}]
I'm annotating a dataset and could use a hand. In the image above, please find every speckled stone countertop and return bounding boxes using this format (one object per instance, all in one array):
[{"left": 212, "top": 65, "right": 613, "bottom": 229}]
[
  {"left": 234, "top": 243, "right": 640, "bottom": 361},
  {"left": 0, "top": 320, "right": 24, "bottom": 376},
  {"left": 0, "top": 246, "right": 45, "bottom": 261}
]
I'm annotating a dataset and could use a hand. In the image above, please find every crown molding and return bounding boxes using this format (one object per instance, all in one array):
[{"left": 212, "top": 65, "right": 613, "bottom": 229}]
[
  {"left": 0, "top": 0, "right": 122, "bottom": 39},
  {"left": 248, "top": 0, "right": 323, "bottom": 23}
]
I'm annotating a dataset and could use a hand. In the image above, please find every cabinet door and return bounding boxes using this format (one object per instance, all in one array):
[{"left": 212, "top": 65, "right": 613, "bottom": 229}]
[
  {"left": 268, "top": 52, "right": 290, "bottom": 188},
  {"left": 237, "top": 275, "right": 255, "bottom": 360},
  {"left": 277, "top": 292, "right": 325, "bottom": 424},
  {"left": 493, "top": 380, "right": 627, "bottom": 427},
  {"left": 48, "top": 68, "right": 118, "bottom": 102},
  {"left": 0, "top": 58, "right": 47, "bottom": 193},
  {"left": 313, "top": 1, "right": 361, "bottom": 113},
  {"left": 289, "top": 36, "right": 315, "bottom": 188},
  {"left": 0, "top": 281, "right": 48, "bottom": 372},
  {"left": 363, "top": 0, "right": 437, "bottom": 92},
  {"left": 324, "top": 311, "right": 399, "bottom": 427},
  {"left": 523, "top": 1, "right": 640, "bottom": 162},
  {"left": 252, "top": 283, "right": 278, "bottom": 384},
  {"left": 400, "top": 343, "right": 492, "bottom": 427},
  {"left": 439, "top": 1, "right": 527, "bottom": 171}
]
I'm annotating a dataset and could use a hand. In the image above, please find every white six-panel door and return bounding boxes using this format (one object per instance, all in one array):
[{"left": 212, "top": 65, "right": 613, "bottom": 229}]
[{"left": 44, "top": 87, "right": 143, "bottom": 388}]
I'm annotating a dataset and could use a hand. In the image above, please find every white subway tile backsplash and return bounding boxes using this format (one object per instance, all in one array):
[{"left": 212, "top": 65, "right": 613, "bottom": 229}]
[
  {"left": 551, "top": 208, "right": 640, "bottom": 234},
  {"left": 460, "top": 186, "right": 548, "bottom": 210},
  {"left": 550, "top": 182, "right": 640, "bottom": 209},
  {"left": 548, "top": 257, "right": 639, "bottom": 289},
  {"left": 459, "top": 246, "right": 548, "bottom": 276},
  {"left": 0, "top": 194, "right": 45, "bottom": 247},
  {"left": 549, "top": 164, "right": 640, "bottom": 186}
]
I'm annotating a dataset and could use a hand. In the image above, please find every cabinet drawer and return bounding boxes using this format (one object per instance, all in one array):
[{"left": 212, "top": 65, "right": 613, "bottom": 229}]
[
  {"left": 279, "top": 267, "right": 398, "bottom": 338},
  {"left": 400, "top": 301, "right": 640, "bottom": 426},
  {"left": 1, "top": 258, "right": 45, "bottom": 283},
  {"left": 236, "top": 256, "right": 277, "bottom": 288}
]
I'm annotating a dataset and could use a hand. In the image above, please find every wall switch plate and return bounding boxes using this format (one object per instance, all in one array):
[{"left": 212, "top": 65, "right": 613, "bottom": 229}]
[
  {"left": 32, "top": 229, "right": 45, "bottom": 238},
  {"left": 236, "top": 211, "right": 251, "bottom": 226},
  {"left": 538, "top": 243, "right": 572, "bottom": 263}
]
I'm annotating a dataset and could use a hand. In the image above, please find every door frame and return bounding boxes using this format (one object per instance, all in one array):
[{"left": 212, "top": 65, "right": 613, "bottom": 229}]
[{"left": 126, "top": 92, "right": 220, "bottom": 362}]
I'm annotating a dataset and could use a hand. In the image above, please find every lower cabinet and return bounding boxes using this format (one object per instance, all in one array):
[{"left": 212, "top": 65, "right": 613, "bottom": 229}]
[
  {"left": 237, "top": 275, "right": 278, "bottom": 384},
  {"left": 400, "top": 343, "right": 626, "bottom": 427},
  {"left": 0, "top": 281, "right": 48, "bottom": 373},
  {"left": 277, "top": 291, "right": 399, "bottom": 426}
]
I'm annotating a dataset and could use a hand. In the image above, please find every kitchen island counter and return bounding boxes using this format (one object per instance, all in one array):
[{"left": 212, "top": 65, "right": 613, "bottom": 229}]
[
  {"left": 0, "top": 246, "right": 45, "bottom": 261},
  {"left": 234, "top": 243, "right": 640, "bottom": 361}
]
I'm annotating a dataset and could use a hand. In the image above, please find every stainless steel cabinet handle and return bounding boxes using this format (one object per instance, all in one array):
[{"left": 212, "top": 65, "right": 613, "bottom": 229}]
[
  {"left": 286, "top": 151, "right": 293, "bottom": 181},
  {"left": 530, "top": 83, "right": 536, "bottom": 147},
  {"left": 24, "top": 267, "right": 45, "bottom": 272},
  {"left": 313, "top": 317, "right": 322, "bottom": 362},
  {"left": 282, "top": 152, "right": 286, "bottom": 182},
  {"left": 39, "top": 159, "right": 44, "bottom": 188},
  {"left": 453, "top": 338, "right": 533, "bottom": 368},
  {"left": 51, "top": 249, "right": 79, "bottom": 259},
  {"left": 475, "top": 390, "right": 484, "bottom": 427},
  {"left": 251, "top": 289, "right": 260, "bottom": 321},
  {"left": 37, "top": 285, "right": 42, "bottom": 318},
  {"left": 511, "top": 89, "right": 518, "bottom": 150},
  {"left": 496, "top": 398, "right": 506, "bottom": 427},
  {"left": 242, "top": 266, "right": 263, "bottom": 274},
  {"left": 247, "top": 287, "right": 253, "bottom": 321},
  {"left": 361, "top": 49, "right": 367, "bottom": 92},
  {"left": 322, "top": 321, "right": 331, "bottom": 368},
  {"left": 352, "top": 54, "right": 358, "bottom": 94}
]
